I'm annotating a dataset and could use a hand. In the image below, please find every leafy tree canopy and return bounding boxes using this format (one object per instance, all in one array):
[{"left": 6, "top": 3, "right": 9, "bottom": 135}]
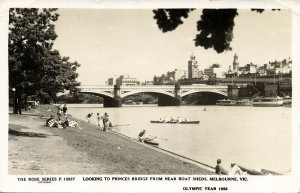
[
  {"left": 9, "top": 8, "right": 80, "bottom": 104},
  {"left": 153, "top": 9, "right": 279, "bottom": 53}
]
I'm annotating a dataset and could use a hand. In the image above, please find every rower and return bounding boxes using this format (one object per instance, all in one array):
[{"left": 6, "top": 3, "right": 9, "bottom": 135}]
[
  {"left": 138, "top": 129, "right": 147, "bottom": 142},
  {"left": 177, "top": 117, "right": 182, "bottom": 123}
]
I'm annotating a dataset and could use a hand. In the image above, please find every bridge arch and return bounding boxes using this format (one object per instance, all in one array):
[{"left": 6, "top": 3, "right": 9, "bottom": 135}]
[
  {"left": 79, "top": 91, "right": 114, "bottom": 99},
  {"left": 121, "top": 90, "right": 174, "bottom": 98},
  {"left": 121, "top": 91, "right": 182, "bottom": 106},
  {"left": 181, "top": 90, "right": 227, "bottom": 98}
]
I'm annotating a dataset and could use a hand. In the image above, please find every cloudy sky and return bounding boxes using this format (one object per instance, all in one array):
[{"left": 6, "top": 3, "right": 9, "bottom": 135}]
[{"left": 53, "top": 9, "right": 291, "bottom": 85}]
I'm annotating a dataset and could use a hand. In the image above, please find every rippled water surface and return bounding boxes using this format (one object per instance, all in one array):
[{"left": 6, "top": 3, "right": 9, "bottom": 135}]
[{"left": 67, "top": 104, "right": 291, "bottom": 173}]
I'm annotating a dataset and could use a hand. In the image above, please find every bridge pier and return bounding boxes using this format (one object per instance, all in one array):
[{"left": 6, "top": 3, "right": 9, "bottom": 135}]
[
  {"left": 227, "top": 84, "right": 260, "bottom": 99},
  {"left": 227, "top": 85, "right": 239, "bottom": 100},
  {"left": 103, "top": 85, "right": 122, "bottom": 107}
]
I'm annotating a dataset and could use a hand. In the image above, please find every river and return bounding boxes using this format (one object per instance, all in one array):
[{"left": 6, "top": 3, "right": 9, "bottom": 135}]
[{"left": 67, "top": 104, "right": 291, "bottom": 174}]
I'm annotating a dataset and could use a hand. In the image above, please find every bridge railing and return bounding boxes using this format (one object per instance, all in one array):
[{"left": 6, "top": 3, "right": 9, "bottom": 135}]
[
  {"left": 78, "top": 85, "right": 114, "bottom": 88},
  {"left": 79, "top": 85, "right": 228, "bottom": 88},
  {"left": 181, "top": 85, "right": 227, "bottom": 88},
  {"left": 78, "top": 85, "right": 228, "bottom": 93}
]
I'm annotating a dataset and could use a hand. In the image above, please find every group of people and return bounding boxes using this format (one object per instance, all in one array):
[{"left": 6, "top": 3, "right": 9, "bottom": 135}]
[
  {"left": 158, "top": 116, "right": 189, "bottom": 123},
  {"left": 46, "top": 104, "right": 111, "bottom": 131},
  {"left": 45, "top": 104, "right": 81, "bottom": 130},
  {"left": 86, "top": 112, "right": 111, "bottom": 131},
  {"left": 55, "top": 104, "right": 68, "bottom": 121},
  {"left": 215, "top": 159, "right": 247, "bottom": 175},
  {"left": 46, "top": 115, "right": 81, "bottom": 129}
]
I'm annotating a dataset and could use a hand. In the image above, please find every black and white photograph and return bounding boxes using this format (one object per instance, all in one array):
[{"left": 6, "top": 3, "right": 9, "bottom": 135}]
[{"left": 1, "top": 0, "right": 300, "bottom": 192}]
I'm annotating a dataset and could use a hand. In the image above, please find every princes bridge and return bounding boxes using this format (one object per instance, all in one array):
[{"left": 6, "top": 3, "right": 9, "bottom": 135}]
[{"left": 78, "top": 84, "right": 228, "bottom": 107}]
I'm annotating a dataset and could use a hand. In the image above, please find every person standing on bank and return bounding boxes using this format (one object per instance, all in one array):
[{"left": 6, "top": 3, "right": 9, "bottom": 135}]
[
  {"left": 86, "top": 113, "right": 93, "bottom": 123},
  {"left": 97, "top": 113, "right": 103, "bottom": 128},
  {"left": 102, "top": 112, "right": 109, "bottom": 131},
  {"left": 57, "top": 108, "right": 62, "bottom": 121},
  {"left": 62, "top": 104, "right": 67, "bottom": 115}
]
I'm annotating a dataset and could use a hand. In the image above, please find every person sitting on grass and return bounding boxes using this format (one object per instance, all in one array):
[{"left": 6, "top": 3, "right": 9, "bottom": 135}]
[
  {"left": 46, "top": 115, "right": 60, "bottom": 128},
  {"left": 215, "top": 159, "right": 228, "bottom": 175},
  {"left": 138, "top": 129, "right": 147, "bottom": 142},
  {"left": 228, "top": 163, "right": 247, "bottom": 175},
  {"left": 62, "top": 117, "right": 82, "bottom": 129}
]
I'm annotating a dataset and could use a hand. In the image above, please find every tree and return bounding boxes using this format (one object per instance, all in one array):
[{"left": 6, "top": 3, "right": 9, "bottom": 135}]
[
  {"left": 37, "top": 51, "right": 80, "bottom": 103},
  {"left": 153, "top": 9, "right": 279, "bottom": 53},
  {"left": 9, "top": 8, "right": 80, "bottom": 110}
]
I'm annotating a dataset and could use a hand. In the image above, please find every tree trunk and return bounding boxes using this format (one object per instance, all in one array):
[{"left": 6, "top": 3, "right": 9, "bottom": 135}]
[
  {"left": 16, "top": 93, "right": 22, "bottom": 114},
  {"left": 24, "top": 95, "right": 28, "bottom": 111},
  {"left": 13, "top": 90, "right": 18, "bottom": 114}
]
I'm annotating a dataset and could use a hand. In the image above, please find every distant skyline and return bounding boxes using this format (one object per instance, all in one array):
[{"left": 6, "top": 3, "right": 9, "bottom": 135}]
[{"left": 53, "top": 9, "right": 291, "bottom": 85}]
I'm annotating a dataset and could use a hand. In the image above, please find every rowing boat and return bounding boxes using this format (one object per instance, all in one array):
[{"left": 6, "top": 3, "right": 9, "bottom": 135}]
[
  {"left": 238, "top": 165, "right": 264, "bottom": 175},
  {"left": 143, "top": 139, "right": 159, "bottom": 146},
  {"left": 150, "top": 120, "right": 200, "bottom": 124}
]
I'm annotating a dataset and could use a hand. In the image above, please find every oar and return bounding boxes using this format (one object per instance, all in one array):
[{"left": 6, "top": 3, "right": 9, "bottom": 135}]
[
  {"left": 110, "top": 124, "right": 130, "bottom": 127},
  {"left": 149, "top": 135, "right": 168, "bottom": 141}
]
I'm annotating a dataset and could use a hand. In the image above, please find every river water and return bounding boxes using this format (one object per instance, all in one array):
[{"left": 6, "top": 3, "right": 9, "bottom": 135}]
[{"left": 67, "top": 104, "right": 291, "bottom": 173}]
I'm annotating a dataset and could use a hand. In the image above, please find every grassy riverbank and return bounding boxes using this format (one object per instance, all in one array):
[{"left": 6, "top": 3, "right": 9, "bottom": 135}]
[{"left": 9, "top": 105, "right": 213, "bottom": 175}]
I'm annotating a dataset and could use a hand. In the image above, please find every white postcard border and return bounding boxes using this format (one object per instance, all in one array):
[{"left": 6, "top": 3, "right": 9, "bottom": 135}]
[{"left": 1, "top": 0, "right": 300, "bottom": 192}]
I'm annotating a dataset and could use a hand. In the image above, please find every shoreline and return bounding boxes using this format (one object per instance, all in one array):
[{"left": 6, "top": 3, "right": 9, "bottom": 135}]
[
  {"left": 57, "top": 106, "right": 217, "bottom": 172},
  {"left": 8, "top": 105, "right": 213, "bottom": 175}
]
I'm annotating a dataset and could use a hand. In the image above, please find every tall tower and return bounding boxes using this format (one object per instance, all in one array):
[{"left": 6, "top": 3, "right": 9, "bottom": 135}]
[
  {"left": 188, "top": 54, "right": 199, "bottom": 79},
  {"left": 233, "top": 53, "right": 239, "bottom": 72}
]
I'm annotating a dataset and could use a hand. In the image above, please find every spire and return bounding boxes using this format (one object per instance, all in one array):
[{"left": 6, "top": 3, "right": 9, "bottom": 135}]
[{"left": 190, "top": 53, "right": 195, "bottom": 60}]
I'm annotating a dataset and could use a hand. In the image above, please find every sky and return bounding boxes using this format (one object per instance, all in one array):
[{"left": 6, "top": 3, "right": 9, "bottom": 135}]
[{"left": 53, "top": 9, "right": 291, "bottom": 85}]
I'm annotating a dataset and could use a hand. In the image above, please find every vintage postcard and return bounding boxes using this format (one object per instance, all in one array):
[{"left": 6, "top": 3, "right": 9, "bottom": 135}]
[{"left": 0, "top": 0, "right": 300, "bottom": 192}]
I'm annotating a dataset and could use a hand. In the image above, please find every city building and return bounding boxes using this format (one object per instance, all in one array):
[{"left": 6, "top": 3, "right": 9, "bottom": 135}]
[
  {"left": 226, "top": 53, "right": 292, "bottom": 77},
  {"left": 188, "top": 54, "right": 201, "bottom": 79},
  {"left": 143, "top": 80, "right": 154, "bottom": 85},
  {"left": 107, "top": 75, "right": 140, "bottom": 86},
  {"left": 257, "top": 66, "right": 267, "bottom": 76},
  {"left": 153, "top": 54, "right": 204, "bottom": 85},
  {"left": 238, "top": 63, "right": 257, "bottom": 75},
  {"left": 106, "top": 76, "right": 119, "bottom": 85},
  {"left": 107, "top": 78, "right": 114, "bottom": 85},
  {"left": 226, "top": 53, "right": 239, "bottom": 77},
  {"left": 268, "top": 58, "right": 292, "bottom": 75},
  {"left": 153, "top": 69, "right": 187, "bottom": 85},
  {"left": 116, "top": 75, "right": 140, "bottom": 86},
  {"left": 173, "top": 69, "right": 188, "bottom": 80},
  {"left": 204, "top": 67, "right": 224, "bottom": 78},
  {"left": 275, "top": 67, "right": 291, "bottom": 74},
  {"left": 233, "top": 53, "right": 239, "bottom": 73}
]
